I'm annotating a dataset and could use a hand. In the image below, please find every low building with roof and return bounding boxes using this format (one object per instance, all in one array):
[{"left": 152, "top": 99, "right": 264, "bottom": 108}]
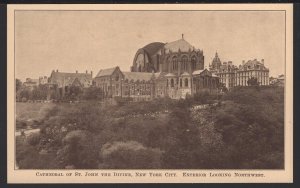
[
  {"left": 47, "top": 69, "right": 93, "bottom": 99},
  {"left": 270, "top": 74, "right": 284, "bottom": 87},
  {"left": 23, "top": 78, "right": 39, "bottom": 90}
]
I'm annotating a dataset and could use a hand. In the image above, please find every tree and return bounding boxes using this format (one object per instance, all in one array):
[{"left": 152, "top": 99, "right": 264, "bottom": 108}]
[
  {"left": 247, "top": 77, "right": 259, "bottom": 86},
  {"left": 99, "top": 141, "right": 162, "bottom": 169},
  {"left": 65, "top": 85, "right": 83, "bottom": 100},
  {"left": 82, "top": 87, "right": 104, "bottom": 100},
  {"left": 16, "top": 79, "right": 22, "bottom": 92},
  {"left": 217, "top": 82, "right": 228, "bottom": 93},
  {"left": 31, "top": 85, "right": 48, "bottom": 100}
]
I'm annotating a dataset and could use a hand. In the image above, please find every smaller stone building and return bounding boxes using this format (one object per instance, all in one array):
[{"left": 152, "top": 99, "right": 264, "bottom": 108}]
[
  {"left": 94, "top": 66, "right": 219, "bottom": 100},
  {"left": 47, "top": 70, "right": 93, "bottom": 99},
  {"left": 94, "top": 67, "right": 156, "bottom": 101}
]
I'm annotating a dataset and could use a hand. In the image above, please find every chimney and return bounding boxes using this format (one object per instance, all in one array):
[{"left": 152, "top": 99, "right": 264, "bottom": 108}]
[
  {"left": 56, "top": 69, "right": 58, "bottom": 72},
  {"left": 261, "top": 59, "right": 264, "bottom": 64},
  {"left": 91, "top": 71, "right": 93, "bottom": 77},
  {"left": 76, "top": 70, "right": 78, "bottom": 73},
  {"left": 86, "top": 70, "right": 88, "bottom": 74}
]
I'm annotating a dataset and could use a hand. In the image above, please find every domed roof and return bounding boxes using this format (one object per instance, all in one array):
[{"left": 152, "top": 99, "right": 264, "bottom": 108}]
[
  {"left": 142, "top": 42, "right": 165, "bottom": 56},
  {"left": 164, "top": 38, "right": 194, "bottom": 52},
  {"left": 212, "top": 52, "right": 221, "bottom": 65}
]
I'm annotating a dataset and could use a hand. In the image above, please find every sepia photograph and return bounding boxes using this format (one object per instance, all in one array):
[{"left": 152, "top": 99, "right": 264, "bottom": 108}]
[{"left": 7, "top": 4, "right": 293, "bottom": 183}]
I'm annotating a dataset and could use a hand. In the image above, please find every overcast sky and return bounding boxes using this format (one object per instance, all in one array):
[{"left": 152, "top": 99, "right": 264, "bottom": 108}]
[{"left": 15, "top": 10, "right": 285, "bottom": 81}]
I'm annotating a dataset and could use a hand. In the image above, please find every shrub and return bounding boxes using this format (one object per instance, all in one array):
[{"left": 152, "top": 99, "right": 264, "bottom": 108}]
[
  {"left": 99, "top": 141, "right": 163, "bottom": 169},
  {"left": 27, "top": 132, "right": 41, "bottom": 146}
]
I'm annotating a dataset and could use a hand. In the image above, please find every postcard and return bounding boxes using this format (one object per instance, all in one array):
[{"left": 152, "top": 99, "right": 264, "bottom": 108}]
[{"left": 7, "top": 4, "right": 293, "bottom": 183}]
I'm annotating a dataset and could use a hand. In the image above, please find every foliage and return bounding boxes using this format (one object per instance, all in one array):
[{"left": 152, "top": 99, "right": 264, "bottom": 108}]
[
  {"left": 81, "top": 87, "right": 104, "bottom": 100},
  {"left": 247, "top": 77, "right": 259, "bottom": 86},
  {"left": 64, "top": 86, "right": 83, "bottom": 101},
  {"left": 16, "top": 86, "right": 284, "bottom": 169},
  {"left": 16, "top": 79, "right": 23, "bottom": 92},
  {"left": 99, "top": 141, "right": 162, "bottom": 169}
]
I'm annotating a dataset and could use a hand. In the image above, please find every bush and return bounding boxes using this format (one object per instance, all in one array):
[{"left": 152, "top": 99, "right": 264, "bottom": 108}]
[
  {"left": 27, "top": 132, "right": 41, "bottom": 146},
  {"left": 99, "top": 141, "right": 163, "bottom": 169}
]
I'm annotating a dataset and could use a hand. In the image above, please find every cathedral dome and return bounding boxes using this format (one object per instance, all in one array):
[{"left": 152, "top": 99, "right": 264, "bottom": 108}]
[{"left": 142, "top": 42, "right": 165, "bottom": 56}]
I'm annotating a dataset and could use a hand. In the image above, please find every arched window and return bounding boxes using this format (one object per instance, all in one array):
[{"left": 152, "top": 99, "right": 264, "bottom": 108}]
[
  {"left": 171, "top": 79, "right": 174, "bottom": 87},
  {"left": 181, "top": 56, "right": 188, "bottom": 70},
  {"left": 191, "top": 56, "right": 197, "bottom": 70},
  {"left": 185, "top": 78, "right": 188, "bottom": 87},
  {"left": 172, "top": 56, "right": 178, "bottom": 70}
]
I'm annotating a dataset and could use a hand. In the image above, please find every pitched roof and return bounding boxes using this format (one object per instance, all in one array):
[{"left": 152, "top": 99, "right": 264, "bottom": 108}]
[
  {"left": 123, "top": 72, "right": 154, "bottom": 82},
  {"left": 49, "top": 71, "right": 92, "bottom": 86},
  {"left": 142, "top": 42, "right": 165, "bottom": 56},
  {"left": 212, "top": 73, "right": 219, "bottom": 78},
  {"left": 95, "top": 67, "right": 118, "bottom": 77},
  {"left": 240, "top": 59, "right": 268, "bottom": 71},
  {"left": 164, "top": 38, "right": 194, "bottom": 52},
  {"left": 192, "top": 69, "right": 205, "bottom": 75}
]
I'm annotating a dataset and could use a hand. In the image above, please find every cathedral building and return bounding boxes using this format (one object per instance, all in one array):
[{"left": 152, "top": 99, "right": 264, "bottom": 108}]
[
  {"left": 209, "top": 52, "right": 270, "bottom": 90},
  {"left": 94, "top": 36, "right": 219, "bottom": 101}
]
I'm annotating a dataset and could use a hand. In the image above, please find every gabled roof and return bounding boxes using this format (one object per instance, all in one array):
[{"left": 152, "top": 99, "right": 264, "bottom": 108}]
[
  {"left": 123, "top": 72, "right": 154, "bottom": 82},
  {"left": 95, "top": 67, "right": 118, "bottom": 77},
  {"left": 49, "top": 71, "right": 92, "bottom": 86},
  {"left": 212, "top": 73, "right": 219, "bottom": 78},
  {"left": 164, "top": 38, "right": 194, "bottom": 52},
  {"left": 192, "top": 69, "right": 205, "bottom": 75}
]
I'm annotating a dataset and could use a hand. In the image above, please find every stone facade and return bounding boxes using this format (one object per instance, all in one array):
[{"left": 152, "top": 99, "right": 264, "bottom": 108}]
[
  {"left": 47, "top": 70, "right": 93, "bottom": 99},
  {"left": 95, "top": 37, "right": 219, "bottom": 100},
  {"left": 209, "top": 52, "right": 269, "bottom": 90}
]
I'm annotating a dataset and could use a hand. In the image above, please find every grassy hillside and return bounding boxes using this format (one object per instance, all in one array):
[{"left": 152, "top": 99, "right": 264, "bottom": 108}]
[{"left": 16, "top": 86, "right": 284, "bottom": 169}]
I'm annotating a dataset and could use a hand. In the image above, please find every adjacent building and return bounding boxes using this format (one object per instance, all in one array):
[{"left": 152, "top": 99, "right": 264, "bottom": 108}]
[
  {"left": 23, "top": 78, "right": 39, "bottom": 89},
  {"left": 209, "top": 52, "right": 270, "bottom": 90},
  {"left": 47, "top": 70, "right": 93, "bottom": 99},
  {"left": 270, "top": 74, "right": 284, "bottom": 87}
]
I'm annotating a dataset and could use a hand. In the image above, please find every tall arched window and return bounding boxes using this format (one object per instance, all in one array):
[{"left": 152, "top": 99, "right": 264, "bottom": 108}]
[
  {"left": 181, "top": 56, "right": 188, "bottom": 71},
  {"left": 171, "top": 79, "right": 174, "bottom": 87},
  {"left": 172, "top": 56, "right": 178, "bottom": 70},
  {"left": 191, "top": 56, "right": 197, "bottom": 70},
  {"left": 185, "top": 78, "right": 188, "bottom": 87}
]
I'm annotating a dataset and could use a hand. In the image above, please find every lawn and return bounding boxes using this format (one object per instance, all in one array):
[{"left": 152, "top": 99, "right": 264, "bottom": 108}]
[{"left": 16, "top": 102, "right": 56, "bottom": 122}]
